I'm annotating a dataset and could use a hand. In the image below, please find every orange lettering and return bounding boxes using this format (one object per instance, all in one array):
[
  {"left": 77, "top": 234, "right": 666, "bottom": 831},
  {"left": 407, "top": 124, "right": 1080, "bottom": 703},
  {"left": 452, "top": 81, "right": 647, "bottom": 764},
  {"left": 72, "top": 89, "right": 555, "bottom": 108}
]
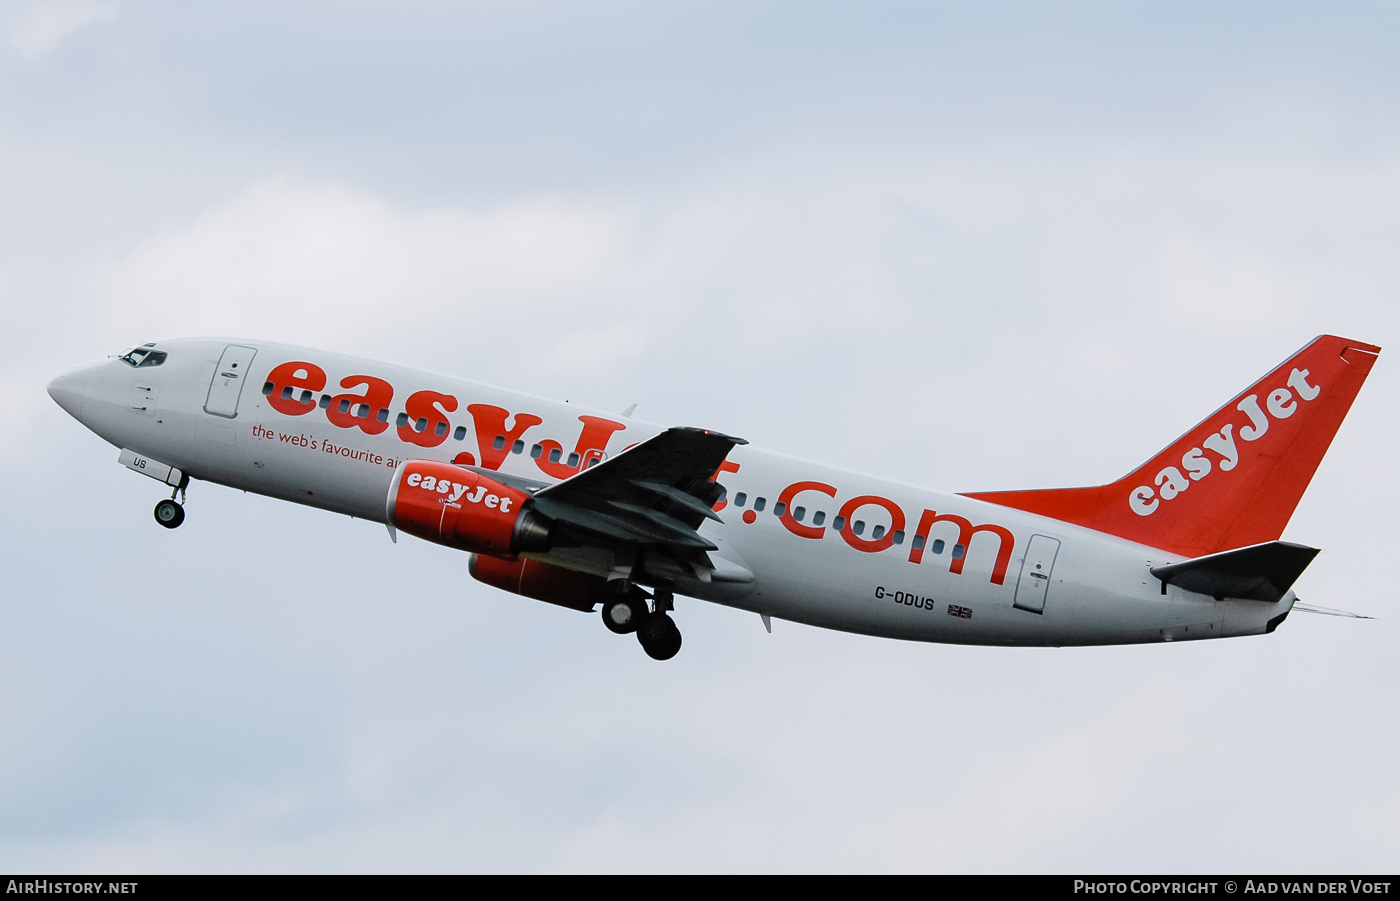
[
  {"left": 398, "top": 390, "right": 458, "bottom": 448},
  {"left": 467, "top": 404, "right": 544, "bottom": 471},
  {"left": 535, "top": 416, "right": 627, "bottom": 478},
  {"left": 264, "top": 361, "right": 326, "bottom": 416},
  {"left": 712, "top": 461, "right": 741, "bottom": 511},
  {"left": 909, "top": 510, "right": 1014, "bottom": 585},
  {"left": 326, "top": 375, "right": 393, "bottom": 435},
  {"left": 836, "top": 495, "right": 906, "bottom": 553},
  {"left": 778, "top": 481, "right": 836, "bottom": 538}
]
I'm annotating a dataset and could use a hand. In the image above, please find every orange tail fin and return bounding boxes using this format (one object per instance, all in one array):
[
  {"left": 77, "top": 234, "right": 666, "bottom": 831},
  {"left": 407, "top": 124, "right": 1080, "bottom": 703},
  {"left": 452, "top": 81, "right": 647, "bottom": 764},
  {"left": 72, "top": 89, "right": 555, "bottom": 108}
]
[{"left": 963, "top": 335, "right": 1381, "bottom": 557}]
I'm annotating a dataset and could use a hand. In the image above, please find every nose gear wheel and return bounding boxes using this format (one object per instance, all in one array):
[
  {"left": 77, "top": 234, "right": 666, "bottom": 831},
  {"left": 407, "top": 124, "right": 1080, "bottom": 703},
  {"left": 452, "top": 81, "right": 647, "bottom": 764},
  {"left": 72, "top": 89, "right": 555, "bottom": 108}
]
[{"left": 154, "top": 498, "right": 185, "bottom": 529}]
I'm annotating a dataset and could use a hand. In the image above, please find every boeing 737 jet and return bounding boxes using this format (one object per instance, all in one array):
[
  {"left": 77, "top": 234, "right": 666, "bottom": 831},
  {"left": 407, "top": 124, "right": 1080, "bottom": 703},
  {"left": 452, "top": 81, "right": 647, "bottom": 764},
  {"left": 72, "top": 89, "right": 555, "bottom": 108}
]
[{"left": 47, "top": 335, "right": 1379, "bottom": 659}]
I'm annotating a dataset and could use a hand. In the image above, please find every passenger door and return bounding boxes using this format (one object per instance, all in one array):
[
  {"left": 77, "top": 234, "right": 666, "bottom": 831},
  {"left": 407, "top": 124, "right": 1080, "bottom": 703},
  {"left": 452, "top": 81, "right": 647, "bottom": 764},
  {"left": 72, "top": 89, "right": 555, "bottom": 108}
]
[
  {"left": 1013, "top": 534, "right": 1061, "bottom": 614},
  {"left": 204, "top": 345, "right": 258, "bottom": 418}
]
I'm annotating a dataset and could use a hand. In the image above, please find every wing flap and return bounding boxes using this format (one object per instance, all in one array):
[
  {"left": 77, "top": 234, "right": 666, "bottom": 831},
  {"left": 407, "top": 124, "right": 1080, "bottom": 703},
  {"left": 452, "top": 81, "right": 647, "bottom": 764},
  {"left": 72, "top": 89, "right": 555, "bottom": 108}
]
[
  {"left": 528, "top": 426, "right": 746, "bottom": 564},
  {"left": 631, "top": 480, "right": 724, "bottom": 523}
]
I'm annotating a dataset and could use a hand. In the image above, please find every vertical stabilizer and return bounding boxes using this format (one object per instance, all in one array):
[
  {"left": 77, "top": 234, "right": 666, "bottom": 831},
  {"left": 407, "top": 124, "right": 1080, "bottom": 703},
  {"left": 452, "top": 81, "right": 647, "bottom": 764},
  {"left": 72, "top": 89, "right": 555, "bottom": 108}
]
[{"left": 963, "top": 335, "right": 1380, "bottom": 557}]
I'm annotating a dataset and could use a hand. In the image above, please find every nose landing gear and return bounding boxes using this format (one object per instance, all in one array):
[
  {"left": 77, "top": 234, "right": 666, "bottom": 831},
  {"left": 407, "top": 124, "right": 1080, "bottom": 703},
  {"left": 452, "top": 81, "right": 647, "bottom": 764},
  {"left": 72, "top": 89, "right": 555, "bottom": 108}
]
[
  {"left": 153, "top": 477, "right": 188, "bottom": 529},
  {"left": 601, "top": 587, "right": 682, "bottom": 660},
  {"left": 154, "top": 498, "right": 184, "bottom": 529}
]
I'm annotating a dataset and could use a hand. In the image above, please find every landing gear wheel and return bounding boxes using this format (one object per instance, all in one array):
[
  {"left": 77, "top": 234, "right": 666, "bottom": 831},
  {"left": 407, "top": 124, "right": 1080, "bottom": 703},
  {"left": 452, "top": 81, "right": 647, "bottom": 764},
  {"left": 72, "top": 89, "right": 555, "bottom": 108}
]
[
  {"left": 602, "top": 596, "right": 648, "bottom": 635},
  {"left": 154, "top": 499, "right": 185, "bottom": 529},
  {"left": 636, "top": 612, "right": 682, "bottom": 661}
]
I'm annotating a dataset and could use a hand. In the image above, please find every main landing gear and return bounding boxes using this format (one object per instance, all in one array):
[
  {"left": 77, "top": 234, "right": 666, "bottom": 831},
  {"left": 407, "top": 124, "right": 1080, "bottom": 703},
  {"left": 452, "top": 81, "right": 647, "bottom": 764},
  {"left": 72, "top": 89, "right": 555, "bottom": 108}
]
[
  {"left": 602, "top": 594, "right": 649, "bottom": 634},
  {"left": 637, "top": 611, "right": 682, "bottom": 661},
  {"left": 601, "top": 588, "right": 682, "bottom": 661},
  {"left": 153, "top": 479, "right": 188, "bottom": 529}
]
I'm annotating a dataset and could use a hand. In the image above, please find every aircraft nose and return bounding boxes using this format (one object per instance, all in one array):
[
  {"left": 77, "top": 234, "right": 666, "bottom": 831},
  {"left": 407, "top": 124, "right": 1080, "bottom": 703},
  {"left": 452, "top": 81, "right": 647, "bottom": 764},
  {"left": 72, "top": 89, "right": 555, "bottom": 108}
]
[{"left": 47, "top": 366, "right": 91, "bottom": 420}]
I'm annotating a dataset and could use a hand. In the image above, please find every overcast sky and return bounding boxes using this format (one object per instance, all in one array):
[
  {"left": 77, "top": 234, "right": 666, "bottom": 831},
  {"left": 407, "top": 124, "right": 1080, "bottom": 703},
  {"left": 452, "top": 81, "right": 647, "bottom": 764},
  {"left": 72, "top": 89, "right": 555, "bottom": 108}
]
[{"left": 1, "top": 1, "right": 1397, "bottom": 873}]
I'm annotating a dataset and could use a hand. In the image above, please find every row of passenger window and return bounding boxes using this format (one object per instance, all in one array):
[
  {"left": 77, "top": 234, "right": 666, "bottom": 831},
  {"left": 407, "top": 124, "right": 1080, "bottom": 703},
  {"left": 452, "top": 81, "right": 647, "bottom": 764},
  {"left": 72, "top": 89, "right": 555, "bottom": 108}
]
[
  {"left": 730, "top": 491, "right": 965, "bottom": 557},
  {"left": 259, "top": 382, "right": 596, "bottom": 467}
]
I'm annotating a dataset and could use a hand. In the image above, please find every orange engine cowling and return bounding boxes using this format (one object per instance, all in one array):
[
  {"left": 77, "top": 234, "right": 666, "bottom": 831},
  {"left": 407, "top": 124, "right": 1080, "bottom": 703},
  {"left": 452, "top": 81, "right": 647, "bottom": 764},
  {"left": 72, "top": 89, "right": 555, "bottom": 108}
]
[
  {"left": 387, "top": 460, "right": 552, "bottom": 557},
  {"left": 469, "top": 554, "right": 619, "bottom": 612}
]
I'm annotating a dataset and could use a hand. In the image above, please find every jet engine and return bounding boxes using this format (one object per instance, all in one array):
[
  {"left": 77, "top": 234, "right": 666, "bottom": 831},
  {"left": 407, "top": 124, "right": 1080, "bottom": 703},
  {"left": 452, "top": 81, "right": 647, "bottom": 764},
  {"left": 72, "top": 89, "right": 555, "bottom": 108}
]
[
  {"left": 387, "top": 460, "right": 551, "bottom": 557},
  {"left": 469, "top": 554, "right": 621, "bottom": 612}
]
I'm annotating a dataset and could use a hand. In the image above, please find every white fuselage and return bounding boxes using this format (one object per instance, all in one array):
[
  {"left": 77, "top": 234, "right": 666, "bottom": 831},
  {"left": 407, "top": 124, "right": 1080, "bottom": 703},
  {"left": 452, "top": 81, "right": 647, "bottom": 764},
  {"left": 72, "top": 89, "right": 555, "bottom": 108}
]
[{"left": 48, "top": 338, "right": 1292, "bottom": 646}]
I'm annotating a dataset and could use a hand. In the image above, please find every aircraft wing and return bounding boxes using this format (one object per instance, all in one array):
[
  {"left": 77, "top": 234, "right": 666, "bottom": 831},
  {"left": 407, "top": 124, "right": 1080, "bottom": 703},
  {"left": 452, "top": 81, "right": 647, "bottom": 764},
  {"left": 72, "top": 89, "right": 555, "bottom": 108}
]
[{"left": 528, "top": 427, "right": 746, "bottom": 565}]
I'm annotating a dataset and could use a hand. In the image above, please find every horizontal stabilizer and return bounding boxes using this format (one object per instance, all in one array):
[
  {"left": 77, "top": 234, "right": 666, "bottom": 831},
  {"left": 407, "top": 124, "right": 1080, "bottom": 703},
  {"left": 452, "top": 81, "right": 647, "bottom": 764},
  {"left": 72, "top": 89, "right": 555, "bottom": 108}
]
[{"left": 1150, "top": 540, "right": 1319, "bottom": 602}]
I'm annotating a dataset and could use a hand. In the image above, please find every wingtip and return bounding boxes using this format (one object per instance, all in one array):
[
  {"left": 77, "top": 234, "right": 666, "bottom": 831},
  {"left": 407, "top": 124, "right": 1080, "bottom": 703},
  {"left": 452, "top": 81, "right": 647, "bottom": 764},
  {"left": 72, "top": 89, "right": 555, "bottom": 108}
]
[{"left": 674, "top": 426, "right": 747, "bottom": 445}]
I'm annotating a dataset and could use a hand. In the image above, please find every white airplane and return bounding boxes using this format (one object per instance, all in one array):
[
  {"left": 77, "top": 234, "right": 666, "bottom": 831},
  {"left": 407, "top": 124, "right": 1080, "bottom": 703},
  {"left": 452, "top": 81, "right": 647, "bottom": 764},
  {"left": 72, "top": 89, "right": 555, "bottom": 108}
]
[{"left": 47, "top": 334, "right": 1379, "bottom": 659}]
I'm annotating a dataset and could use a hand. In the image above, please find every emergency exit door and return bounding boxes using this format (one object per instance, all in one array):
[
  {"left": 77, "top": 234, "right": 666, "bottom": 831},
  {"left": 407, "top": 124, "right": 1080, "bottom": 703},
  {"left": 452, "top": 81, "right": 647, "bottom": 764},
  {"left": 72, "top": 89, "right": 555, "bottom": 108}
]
[
  {"left": 204, "top": 345, "right": 258, "bottom": 418},
  {"left": 1013, "top": 534, "right": 1061, "bottom": 614}
]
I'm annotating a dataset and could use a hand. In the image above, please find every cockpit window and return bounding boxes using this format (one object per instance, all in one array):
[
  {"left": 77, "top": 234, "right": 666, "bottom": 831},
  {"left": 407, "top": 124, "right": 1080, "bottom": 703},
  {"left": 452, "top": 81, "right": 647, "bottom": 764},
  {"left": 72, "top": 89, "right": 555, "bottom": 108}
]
[{"left": 119, "top": 348, "right": 168, "bottom": 368}]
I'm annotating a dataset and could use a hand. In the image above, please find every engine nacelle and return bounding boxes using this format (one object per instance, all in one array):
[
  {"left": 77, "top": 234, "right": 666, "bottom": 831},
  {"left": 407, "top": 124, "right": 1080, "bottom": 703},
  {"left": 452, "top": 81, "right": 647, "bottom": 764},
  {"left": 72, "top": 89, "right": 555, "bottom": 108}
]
[
  {"left": 387, "top": 460, "right": 551, "bottom": 557},
  {"left": 469, "top": 554, "right": 619, "bottom": 612}
]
